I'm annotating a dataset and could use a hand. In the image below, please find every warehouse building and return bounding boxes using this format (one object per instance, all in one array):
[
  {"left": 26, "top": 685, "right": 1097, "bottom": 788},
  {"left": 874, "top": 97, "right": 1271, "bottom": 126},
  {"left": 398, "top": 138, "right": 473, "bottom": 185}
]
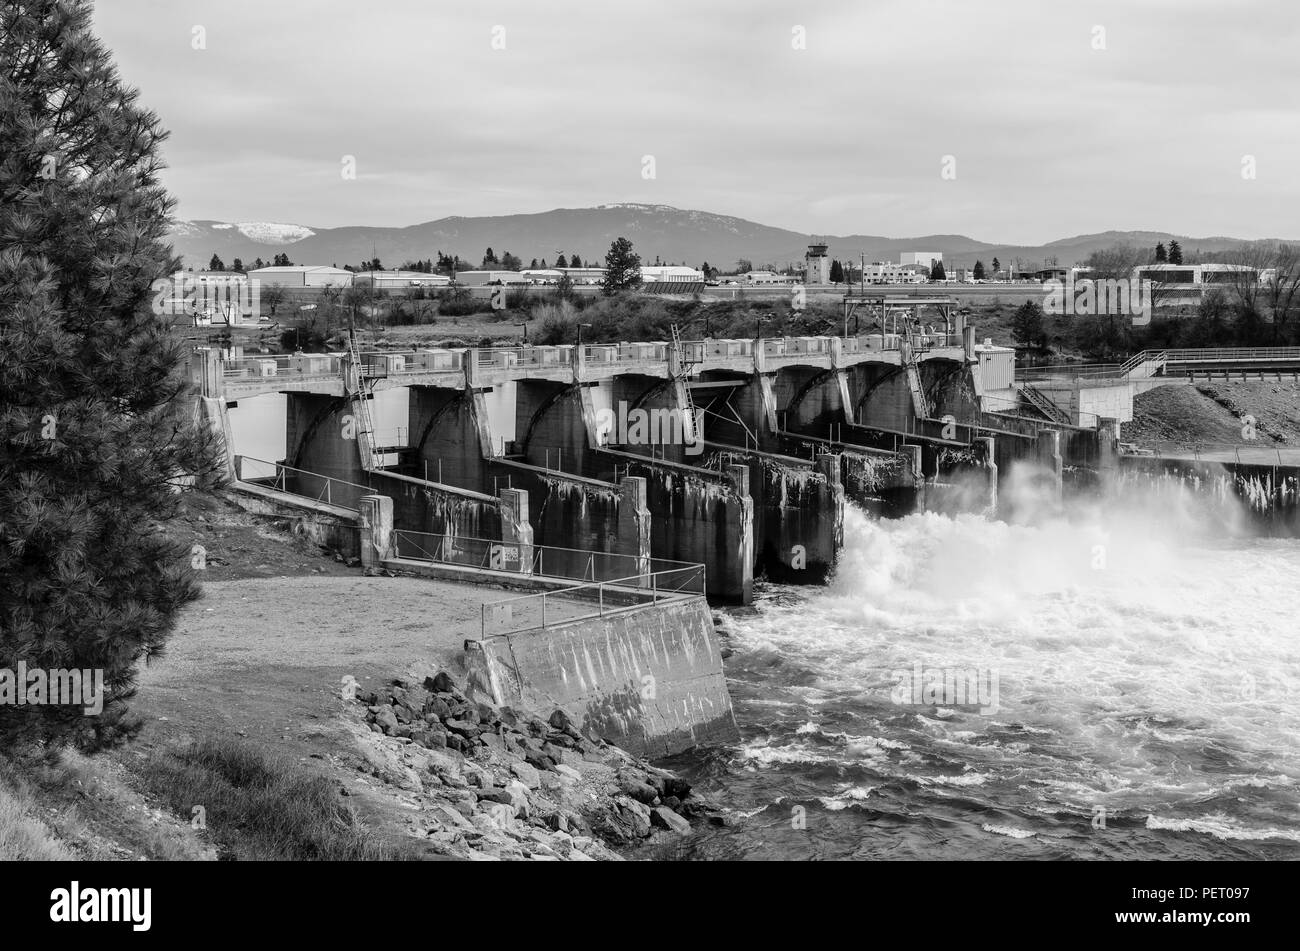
[
  {"left": 454, "top": 270, "right": 531, "bottom": 286},
  {"left": 247, "top": 265, "right": 354, "bottom": 288},
  {"left": 352, "top": 270, "right": 451, "bottom": 290}
]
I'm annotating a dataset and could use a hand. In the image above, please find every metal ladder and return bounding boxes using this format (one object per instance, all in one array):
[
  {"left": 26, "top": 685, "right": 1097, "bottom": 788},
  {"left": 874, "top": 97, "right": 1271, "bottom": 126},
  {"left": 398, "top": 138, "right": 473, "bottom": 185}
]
[
  {"left": 671, "top": 324, "right": 702, "bottom": 447},
  {"left": 346, "top": 332, "right": 382, "bottom": 470}
]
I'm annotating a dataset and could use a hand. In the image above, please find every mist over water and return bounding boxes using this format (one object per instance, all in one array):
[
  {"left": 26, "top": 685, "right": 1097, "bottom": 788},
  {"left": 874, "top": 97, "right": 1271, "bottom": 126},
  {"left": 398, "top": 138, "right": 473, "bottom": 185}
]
[{"left": 660, "top": 475, "right": 1300, "bottom": 860}]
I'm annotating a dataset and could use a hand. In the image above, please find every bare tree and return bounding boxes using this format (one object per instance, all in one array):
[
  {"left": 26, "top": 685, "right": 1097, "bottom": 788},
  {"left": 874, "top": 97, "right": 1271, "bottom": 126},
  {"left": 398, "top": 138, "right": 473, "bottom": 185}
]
[{"left": 1224, "top": 241, "right": 1300, "bottom": 344}]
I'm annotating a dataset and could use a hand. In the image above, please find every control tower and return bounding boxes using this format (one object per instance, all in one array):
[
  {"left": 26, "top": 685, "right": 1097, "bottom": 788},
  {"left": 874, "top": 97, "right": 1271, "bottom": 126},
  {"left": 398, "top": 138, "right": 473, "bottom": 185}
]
[{"left": 805, "top": 240, "right": 831, "bottom": 286}]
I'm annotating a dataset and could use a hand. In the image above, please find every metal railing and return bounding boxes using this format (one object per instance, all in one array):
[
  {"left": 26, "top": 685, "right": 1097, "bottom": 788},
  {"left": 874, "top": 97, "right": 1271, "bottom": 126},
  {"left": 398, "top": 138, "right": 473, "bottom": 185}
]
[
  {"left": 480, "top": 564, "right": 707, "bottom": 637},
  {"left": 1119, "top": 443, "right": 1300, "bottom": 466},
  {"left": 234, "top": 456, "right": 374, "bottom": 509},
  {"left": 391, "top": 529, "right": 704, "bottom": 588}
]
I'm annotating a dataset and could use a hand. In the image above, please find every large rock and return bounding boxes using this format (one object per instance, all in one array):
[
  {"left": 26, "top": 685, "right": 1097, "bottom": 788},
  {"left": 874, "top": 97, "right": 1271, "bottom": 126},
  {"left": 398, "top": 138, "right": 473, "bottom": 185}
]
[
  {"left": 505, "top": 780, "right": 532, "bottom": 819},
  {"left": 372, "top": 704, "right": 399, "bottom": 734},
  {"left": 510, "top": 761, "right": 541, "bottom": 789},
  {"left": 651, "top": 806, "right": 692, "bottom": 836},
  {"left": 618, "top": 777, "right": 659, "bottom": 806},
  {"left": 444, "top": 719, "right": 481, "bottom": 740},
  {"left": 426, "top": 671, "right": 458, "bottom": 693},
  {"left": 554, "top": 764, "right": 583, "bottom": 783}
]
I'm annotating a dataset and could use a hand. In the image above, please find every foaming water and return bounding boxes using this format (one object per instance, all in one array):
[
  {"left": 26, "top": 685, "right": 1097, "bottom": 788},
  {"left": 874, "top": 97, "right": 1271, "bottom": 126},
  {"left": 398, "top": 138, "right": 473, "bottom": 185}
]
[{"left": 656, "top": 504, "right": 1300, "bottom": 860}]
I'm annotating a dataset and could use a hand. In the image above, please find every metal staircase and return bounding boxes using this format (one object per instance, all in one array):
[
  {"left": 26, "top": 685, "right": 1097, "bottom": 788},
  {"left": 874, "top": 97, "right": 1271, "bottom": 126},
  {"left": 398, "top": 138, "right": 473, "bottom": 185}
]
[
  {"left": 346, "top": 332, "right": 382, "bottom": 470},
  {"left": 1119, "top": 349, "right": 1168, "bottom": 379},
  {"left": 671, "top": 324, "right": 702, "bottom": 447},
  {"left": 1019, "top": 382, "right": 1071, "bottom": 424}
]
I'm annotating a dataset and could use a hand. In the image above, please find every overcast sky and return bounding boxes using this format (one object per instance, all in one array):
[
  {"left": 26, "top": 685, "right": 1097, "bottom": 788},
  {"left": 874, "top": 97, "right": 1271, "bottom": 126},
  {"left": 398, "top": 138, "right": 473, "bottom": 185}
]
[{"left": 93, "top": 0, "right": 1299, "bottom": 244}]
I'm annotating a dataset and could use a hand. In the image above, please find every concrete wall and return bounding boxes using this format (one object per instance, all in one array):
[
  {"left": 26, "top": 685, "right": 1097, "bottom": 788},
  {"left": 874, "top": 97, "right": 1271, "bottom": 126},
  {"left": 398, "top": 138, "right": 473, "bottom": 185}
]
[
  {"left": 599, "top": 450, "right": 753, "bottom": 603},
  {"left": 701, "top": 446, "right": 843, "bottom": 583},
  {"left": 468, "top": 596, "right": 739, "bottom": 758},
  {"left": 1118, "top": 456, "right": 1300, "bottom": 535}
]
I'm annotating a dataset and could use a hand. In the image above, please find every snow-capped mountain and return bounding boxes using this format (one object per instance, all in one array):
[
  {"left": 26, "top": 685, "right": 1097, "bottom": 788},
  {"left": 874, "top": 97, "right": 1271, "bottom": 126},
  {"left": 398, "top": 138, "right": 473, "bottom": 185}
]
[{"left": 165, "top": 206, "right": 1276, "bottom": 272}]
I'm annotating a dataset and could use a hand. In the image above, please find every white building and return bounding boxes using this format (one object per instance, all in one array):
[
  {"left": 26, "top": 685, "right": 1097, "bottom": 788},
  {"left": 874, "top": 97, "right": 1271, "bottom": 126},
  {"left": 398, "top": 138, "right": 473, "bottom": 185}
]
[
  {"left": 641, "top": 265, "right": 705, "bottom": 283},
  {"left": 900, "top": 251, "right": 943, "bottom": 270},
  {"left": 247, "top": 265, "right": 354, "bottom": 288},
  {"left": 1133, "top": 263, "right": 1257, "bottom": 287},
  {"left": 353, "top": 270, "right": 450, "bottom": 290},
  {"left": 743, "top": 270, "right": 793, "bottom": 285},
  {"left": 454, "top": 270, "right": 531, "bottom": 286},
  {"left": 862, "top": 262, "right": 925, "bottom": 284}
]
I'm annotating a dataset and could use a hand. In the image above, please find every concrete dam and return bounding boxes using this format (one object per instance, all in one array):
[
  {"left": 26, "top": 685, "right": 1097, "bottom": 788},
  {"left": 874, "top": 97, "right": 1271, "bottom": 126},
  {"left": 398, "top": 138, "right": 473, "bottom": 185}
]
[{"left": 190, "top": 321, "right": 1121, "bottom": 756}]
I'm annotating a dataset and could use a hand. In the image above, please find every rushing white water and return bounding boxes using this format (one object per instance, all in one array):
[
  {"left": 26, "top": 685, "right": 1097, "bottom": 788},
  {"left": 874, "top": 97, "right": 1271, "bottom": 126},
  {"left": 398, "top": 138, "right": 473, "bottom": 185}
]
[{"left": 671, "top": 494, "right": 1300, "bottom": 860}]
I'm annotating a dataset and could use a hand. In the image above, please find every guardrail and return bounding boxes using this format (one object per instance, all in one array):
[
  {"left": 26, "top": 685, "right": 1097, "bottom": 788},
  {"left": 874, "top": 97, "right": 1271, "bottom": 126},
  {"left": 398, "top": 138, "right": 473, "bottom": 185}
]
[
  {"left": 234, "top": 456, "right": 375, "bottom": 509},
  {"left": 480, "top": 565, "right": 707, "bottom": 636},
  {"left": 391, "top": 529, "right": 704, "bottom": 588},
  {"left": 1119, "top": 444, "right": 1300, "bottom": 466}
]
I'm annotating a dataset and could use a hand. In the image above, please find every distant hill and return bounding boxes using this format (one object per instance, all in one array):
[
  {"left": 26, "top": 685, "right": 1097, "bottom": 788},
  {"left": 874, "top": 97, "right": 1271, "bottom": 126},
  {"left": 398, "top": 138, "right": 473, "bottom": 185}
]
[{"left": 165, "top": 204, "right": 1288, "bottom": 273}]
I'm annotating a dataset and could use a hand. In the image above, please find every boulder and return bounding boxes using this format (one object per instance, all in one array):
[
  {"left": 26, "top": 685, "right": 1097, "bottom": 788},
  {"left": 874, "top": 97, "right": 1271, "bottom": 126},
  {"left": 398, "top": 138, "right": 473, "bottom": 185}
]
[
  {"left": 554, "top": 764, "right": 583, "bottom": 783},
  {"left": 426, "top": 671, "right": 458, "bottom": 693},
  {"left": 444, "top": 719, "right": 481, "bottom": 739},
  {"left": 510, "top": 761, "right": 541, "bottom": 789},
  {"left": 426, "top": 698, "right": 452, "bottom": 720},
  {"left": 618, "top": 777, "right": 659, "bottom": 806},
  {"left": 372, "top": 705, "right": 399, "bottom": 734},
  {"left": 651, "top": 806, "right": 691, "bottom": 836},
  {"left": 663, "top": 777, "right": 692, "bottom": 800}
]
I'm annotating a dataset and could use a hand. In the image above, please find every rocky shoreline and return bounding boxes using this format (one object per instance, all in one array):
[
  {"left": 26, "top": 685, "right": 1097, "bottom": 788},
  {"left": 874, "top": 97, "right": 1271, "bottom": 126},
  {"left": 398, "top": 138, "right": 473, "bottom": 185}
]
[{"left": 347, "top": 670, "right": 717, "bottom": 860}]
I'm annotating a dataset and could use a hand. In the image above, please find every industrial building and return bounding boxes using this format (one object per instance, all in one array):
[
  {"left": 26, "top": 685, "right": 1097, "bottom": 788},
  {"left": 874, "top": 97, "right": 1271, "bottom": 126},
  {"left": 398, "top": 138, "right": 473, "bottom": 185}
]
[
  {"left": 454, "top": 271, "right": 532, "bottom": 286},
  {"left": 743, "top": 270, "right": 795, "bottom": 285},
  {"left": 247, "top": 265, "right": 354, "bottom": 288},
  {"left": 352, "top": 270, "right": 451, "bottom": 290},
  {"left": 1133, "top": 263, "right": 1257, "bottom": 286},
  {"left": 641, "top": 265, "right": 705, "bottom": 283},
  {"left": 863, "top": 262, "right": 926, "bottom": 285},
  {"left": 900, "top": 251, "right": 943, "bottom": 270}
]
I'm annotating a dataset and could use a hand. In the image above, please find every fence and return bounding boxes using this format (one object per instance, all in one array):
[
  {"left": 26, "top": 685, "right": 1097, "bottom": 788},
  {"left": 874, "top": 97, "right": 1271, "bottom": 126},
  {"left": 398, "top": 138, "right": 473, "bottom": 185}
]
[
  {"left": 1120, "top": 444, "right": 1300, "bottom": 466},
  {"left": 234, "top": 456, "right": 376, "bottom": 510},
  {"left": 480, "top": 566, "right": 707, "bottom": 636},
  {"left": 391, "top": 529, "right": 704, "bottom": 588}
]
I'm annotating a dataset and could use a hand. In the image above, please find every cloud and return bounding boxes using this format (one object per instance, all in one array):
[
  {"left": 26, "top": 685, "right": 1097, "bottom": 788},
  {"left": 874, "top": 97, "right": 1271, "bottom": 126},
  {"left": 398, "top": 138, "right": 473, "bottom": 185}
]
[{"left": 92, "top": 0, "right": 1300, "bottom": 242}]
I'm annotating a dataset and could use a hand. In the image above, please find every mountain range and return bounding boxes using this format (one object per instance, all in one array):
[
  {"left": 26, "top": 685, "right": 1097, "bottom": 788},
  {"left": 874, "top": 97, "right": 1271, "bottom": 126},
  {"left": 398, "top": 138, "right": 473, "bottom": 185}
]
[{"left": 166, "top": 203, "right": 1283, "bottom": 273}]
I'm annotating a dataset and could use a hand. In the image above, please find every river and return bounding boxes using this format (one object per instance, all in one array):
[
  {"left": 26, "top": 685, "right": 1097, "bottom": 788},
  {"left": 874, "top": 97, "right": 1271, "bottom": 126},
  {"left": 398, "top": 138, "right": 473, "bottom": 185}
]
[{"left": 658, "top": 495, "right": 1300, "bottom": 860}]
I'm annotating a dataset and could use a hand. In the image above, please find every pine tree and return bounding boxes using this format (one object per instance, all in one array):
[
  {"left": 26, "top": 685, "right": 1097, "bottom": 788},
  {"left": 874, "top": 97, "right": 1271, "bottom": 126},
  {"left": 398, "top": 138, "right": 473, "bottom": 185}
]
[
  {"left": 601, "top": 237, "right": 642, "bottom": 295},
  {"left": 829, "top": 260, "right": 845, "bottom": 283},
  {"left": 555, "top": 254, "right": 568, "bottom": 268},
  {"left": 930, "top": 261, "right": 947, "bottom": 281},
  {"left": 992, "top": 257, "right": 1000, "bottom": 274},
  {"left": 973, "top": 260, "right": 986, "bottom": 281},
  {"left": 208, "top": 253, "right": 225, "bottom": 272},
  {"left": 1155, "top": 242, "right": 1167, "bottom": 263},
  {"left": 1168, "top": 240, "right": 1183, "bottom": 265},
  {"left": 1, "top": 0, "right": 217, "bottom": 748},
  {"left": 569, "top": 254, "right": 582, "bottom": 268},
  {"left": 1012, "top": 300, "right": 1046, "bottom": 348}
]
